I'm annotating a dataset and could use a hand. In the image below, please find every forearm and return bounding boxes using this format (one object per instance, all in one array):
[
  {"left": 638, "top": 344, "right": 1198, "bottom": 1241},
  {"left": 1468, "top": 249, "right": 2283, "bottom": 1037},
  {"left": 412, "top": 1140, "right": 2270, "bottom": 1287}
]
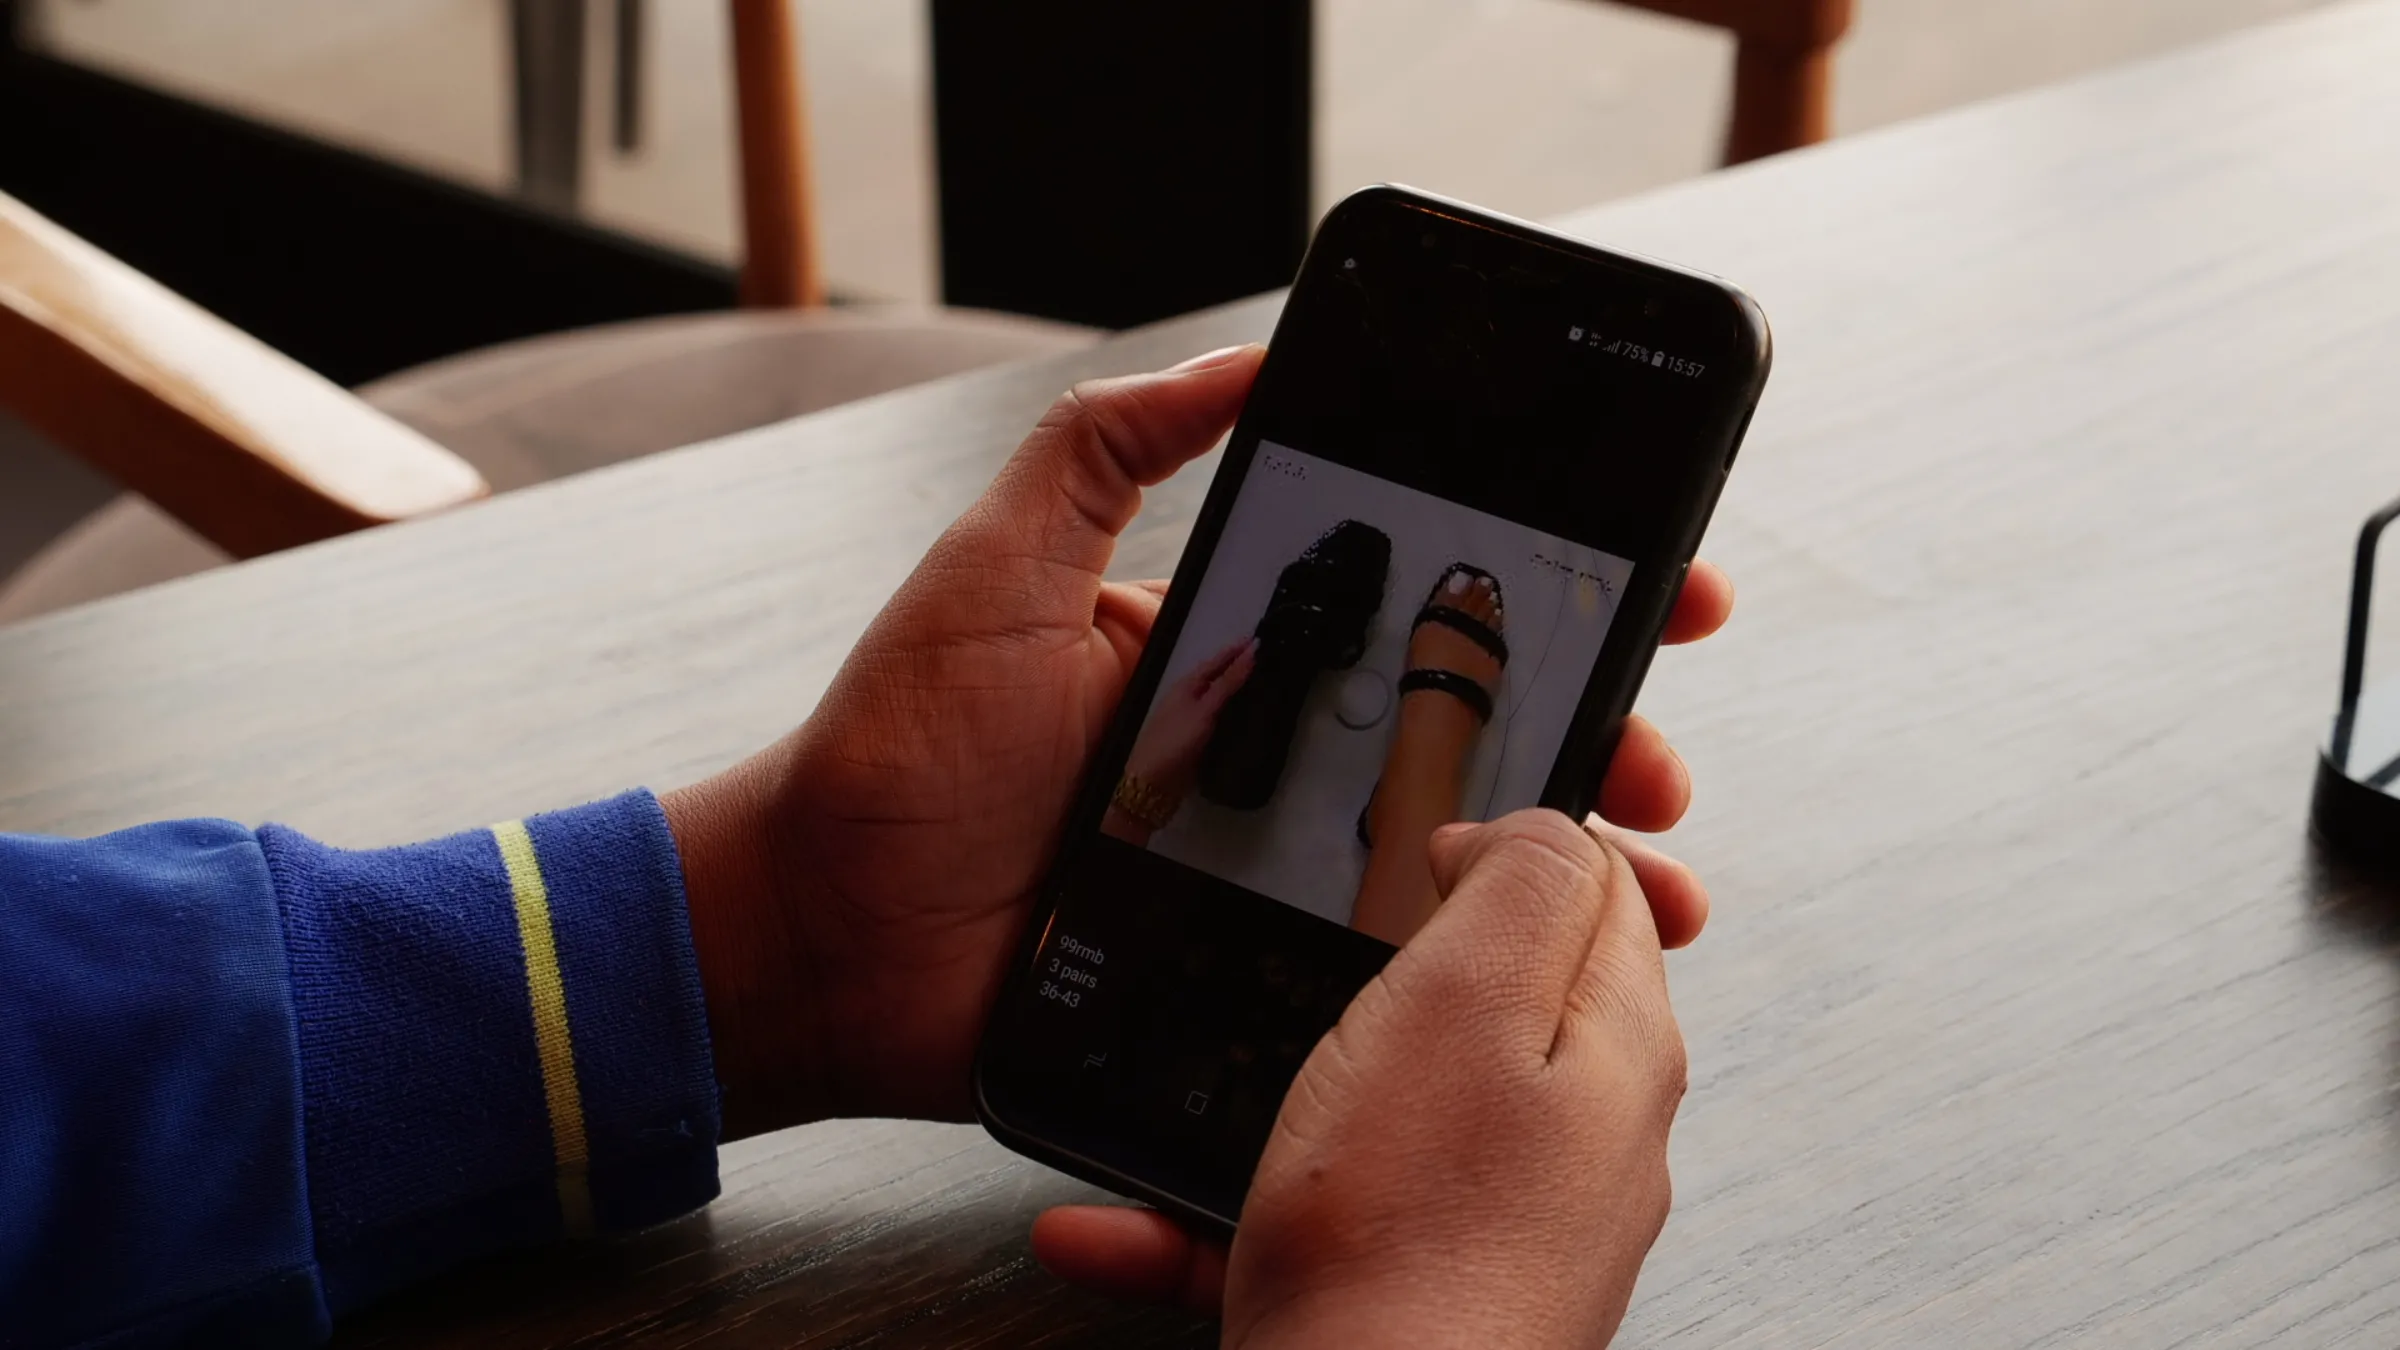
[
  {"left": 2, "top": 822, "right": 325, "bottom": 1344},
  {"left": 2, "top": 793, "right": 723, "bottom": 1344}
]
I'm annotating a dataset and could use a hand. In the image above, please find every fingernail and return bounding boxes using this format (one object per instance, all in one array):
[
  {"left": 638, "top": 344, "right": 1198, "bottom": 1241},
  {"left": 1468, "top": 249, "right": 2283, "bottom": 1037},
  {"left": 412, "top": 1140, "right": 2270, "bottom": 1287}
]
[
  {"left": 1431, "top": 821, "right": 1476, "bottom": 845},
  {"left": 1169, "top": 344, "right": 1258, "bottom": 373}
]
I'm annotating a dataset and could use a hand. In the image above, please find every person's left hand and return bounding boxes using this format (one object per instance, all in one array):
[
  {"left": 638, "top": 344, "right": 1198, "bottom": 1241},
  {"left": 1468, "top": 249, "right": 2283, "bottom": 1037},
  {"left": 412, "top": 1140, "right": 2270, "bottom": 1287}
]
[{"left": 659, "top": 344, "right": 1733, "bottom": 1135}]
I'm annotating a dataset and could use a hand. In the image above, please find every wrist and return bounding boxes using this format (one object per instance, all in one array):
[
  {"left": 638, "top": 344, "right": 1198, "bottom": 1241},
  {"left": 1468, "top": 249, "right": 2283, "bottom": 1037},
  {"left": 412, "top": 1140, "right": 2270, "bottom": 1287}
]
[
  {"left": 660, "top": 745, "right": 836, "bottom": 1139},
  {"left": 1101, "top": 802, "right": 1158, "bottom": 846},
  {"left": 1111, "top": 768, "right": 1185, "bottom": 832}
]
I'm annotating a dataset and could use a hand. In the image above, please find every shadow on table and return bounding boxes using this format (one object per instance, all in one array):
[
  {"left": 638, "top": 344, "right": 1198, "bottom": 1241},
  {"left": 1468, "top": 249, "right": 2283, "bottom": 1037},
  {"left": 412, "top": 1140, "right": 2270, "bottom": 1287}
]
[
  {"left": 2301, "top": 835, "right": 2400, "bottom": 1178},
  {"left": 331, "top": 1122, "right": 1216, "bottom": 1349},
  {"left": 2302, "top": 835, "right": 2400, "bottom": 944}
]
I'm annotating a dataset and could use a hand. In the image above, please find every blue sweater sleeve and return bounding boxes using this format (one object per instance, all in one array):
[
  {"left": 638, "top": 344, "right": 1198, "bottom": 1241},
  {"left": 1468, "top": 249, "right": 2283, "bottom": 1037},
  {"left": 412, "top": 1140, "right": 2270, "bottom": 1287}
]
[
  {"left": 1, "top": 820, "right": 323, "bottom": 1347},
  {"left": 0, "top": 791, "right": 720, "bottom": 1347}
]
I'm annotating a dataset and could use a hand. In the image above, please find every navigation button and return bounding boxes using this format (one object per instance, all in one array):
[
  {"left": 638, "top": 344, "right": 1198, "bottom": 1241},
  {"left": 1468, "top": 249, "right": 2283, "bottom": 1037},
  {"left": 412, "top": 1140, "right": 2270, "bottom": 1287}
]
[
  {"left": 1184, "top": 1090, "right": 1211, "bottom": 1116},
  {"left": 1082, "top": 1052, "right": 1108, "bottom": 1070}
]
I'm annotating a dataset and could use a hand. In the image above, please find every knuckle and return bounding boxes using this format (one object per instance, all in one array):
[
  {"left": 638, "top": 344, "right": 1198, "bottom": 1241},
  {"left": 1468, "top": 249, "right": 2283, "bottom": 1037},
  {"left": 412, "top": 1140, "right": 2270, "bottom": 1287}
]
[
  {"left": 1019, "top": 383, "right": 1142, "bottom": 533},
  {"left": 1656, "top": 1030, "right": 1691, "bottom": 1112},
  {"left": 1054, "top": 380, "right": 1138, "bottom": 456},
  {"left": 1646, "top": 1160, "right": 1676, "bottom": 1240},
  {"left": 1037, "top": 384, "right": 1083, "bottom": 425},
  {"left": 1041, "top": 381, "right": 1103, "bottom": 432},
  {"left": 1463, "top": 813, "right": 1611, "bottom": 914}
]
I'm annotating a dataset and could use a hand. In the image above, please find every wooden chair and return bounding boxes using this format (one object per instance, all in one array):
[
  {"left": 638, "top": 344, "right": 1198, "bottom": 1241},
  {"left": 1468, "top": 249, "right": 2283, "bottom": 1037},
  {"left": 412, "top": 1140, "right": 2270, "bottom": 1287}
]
[
  {"left": 1608, "top": 0, "right": 1854, "bottom": 164},
  {"left": 0, "top": 0, "right": 1092, "bottom": 624}
]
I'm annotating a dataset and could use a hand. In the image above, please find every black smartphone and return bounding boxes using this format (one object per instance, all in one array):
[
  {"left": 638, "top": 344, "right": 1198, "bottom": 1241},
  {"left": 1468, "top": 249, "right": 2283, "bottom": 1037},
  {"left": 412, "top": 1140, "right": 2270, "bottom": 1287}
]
[{"left": 975, "top": 186, "right": 1769, "bottom": 1233}]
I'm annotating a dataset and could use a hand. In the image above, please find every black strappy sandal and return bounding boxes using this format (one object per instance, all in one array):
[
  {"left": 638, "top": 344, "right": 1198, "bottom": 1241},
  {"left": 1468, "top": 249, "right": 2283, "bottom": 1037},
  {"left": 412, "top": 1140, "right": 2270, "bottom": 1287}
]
[
  {"left": 1356, "top": 563, "right": 1508, "bottom": 847},
  {"left": 1198, "top": 519, "right": 1393, "bottom": 810}
]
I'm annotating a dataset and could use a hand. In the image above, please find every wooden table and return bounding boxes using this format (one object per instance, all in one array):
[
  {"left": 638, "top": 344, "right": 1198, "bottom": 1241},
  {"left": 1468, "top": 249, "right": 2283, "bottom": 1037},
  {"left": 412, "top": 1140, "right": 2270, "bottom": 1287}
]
[{"left": 9, "top": 3, "right": 2400, "bottom": 1343}]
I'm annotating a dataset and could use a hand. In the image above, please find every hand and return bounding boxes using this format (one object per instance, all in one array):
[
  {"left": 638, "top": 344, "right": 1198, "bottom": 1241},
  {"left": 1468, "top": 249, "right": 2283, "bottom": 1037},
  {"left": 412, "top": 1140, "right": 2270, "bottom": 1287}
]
[
  {"left": 662, "top": 344, "right": 1271, "bottom": 1133},
  {"left": 1038, "top": 813, "right": 1695, "bottom": 1348},
  {"left": 1105, "top": 637, "right": 1257, "bottom": 843},
  {"left": 659, "top": 341, "right": 1733, "bottom": 1136}
]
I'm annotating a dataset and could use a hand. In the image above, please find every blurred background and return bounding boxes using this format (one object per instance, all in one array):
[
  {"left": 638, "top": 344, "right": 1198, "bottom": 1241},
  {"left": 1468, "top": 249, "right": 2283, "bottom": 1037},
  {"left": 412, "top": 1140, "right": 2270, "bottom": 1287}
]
[
  {"left": 20, "top": 0, "right": 2348, "bottom": 306},
  {"left": 0, "top": 0, "right": 2356, "bottom": 614}
]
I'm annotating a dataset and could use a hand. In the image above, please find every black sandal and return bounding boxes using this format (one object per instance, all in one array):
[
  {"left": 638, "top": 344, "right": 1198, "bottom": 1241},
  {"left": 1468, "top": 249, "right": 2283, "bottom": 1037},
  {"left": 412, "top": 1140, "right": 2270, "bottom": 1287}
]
[
  {"left": 1356, "top": 563, "right": 1508, "bottom": 847},
  {"left": 1198, "top": 519, "right": 1392, "bottom": 810}
]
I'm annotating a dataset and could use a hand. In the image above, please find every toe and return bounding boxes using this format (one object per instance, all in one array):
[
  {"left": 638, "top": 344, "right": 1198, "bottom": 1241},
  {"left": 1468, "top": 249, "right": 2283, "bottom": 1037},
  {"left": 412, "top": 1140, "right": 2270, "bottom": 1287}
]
[
  {"left": 1461, "top": 571, "right": 1501, "bottom": 626},
  {"left": 1407, "top": 568, "right": 1508, "bottom": 691}
]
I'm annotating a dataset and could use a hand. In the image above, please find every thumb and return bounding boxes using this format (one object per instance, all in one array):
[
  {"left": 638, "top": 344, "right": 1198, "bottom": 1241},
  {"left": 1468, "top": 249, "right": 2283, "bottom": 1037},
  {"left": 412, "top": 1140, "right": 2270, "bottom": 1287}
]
[
  {"left": 1415, "top": 811, "right": 1617, "bottom": 1036},
  {"left": 947, "top": 346, "right": 1263, "bottom": 605}
]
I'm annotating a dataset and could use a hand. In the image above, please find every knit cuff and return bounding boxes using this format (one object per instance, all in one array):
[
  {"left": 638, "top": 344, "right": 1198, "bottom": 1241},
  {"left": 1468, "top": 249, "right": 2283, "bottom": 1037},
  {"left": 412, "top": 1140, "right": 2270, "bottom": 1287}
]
[{"left": 261, "top": 790, "right": 719, "bottom": 1313}]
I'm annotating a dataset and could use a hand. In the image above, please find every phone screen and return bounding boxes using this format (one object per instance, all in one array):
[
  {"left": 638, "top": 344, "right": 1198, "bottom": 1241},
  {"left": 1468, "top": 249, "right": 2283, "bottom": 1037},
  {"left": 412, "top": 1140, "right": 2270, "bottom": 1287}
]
[
  {"left": 979, "top": 190, "right": 1767, "bottom": 1226},
  {"left": 1117, "top": 440, "right": 1637, "bottom": 928}
]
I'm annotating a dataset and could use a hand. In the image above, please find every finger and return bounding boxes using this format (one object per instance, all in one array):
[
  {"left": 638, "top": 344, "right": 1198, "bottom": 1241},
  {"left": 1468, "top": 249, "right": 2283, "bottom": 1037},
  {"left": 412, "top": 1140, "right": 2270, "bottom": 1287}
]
[
  {"left": 1030, "top": 1206, "right": 1226, "bottom": 1314},
  {"left": 1197, "top": 638, "right": 1259, "bottom": 711},
  {"left": 1585, "top": 817, "right": 1709, "bottom": 950},
  {"left": 1411, "top": 811, "right": 1614, "bottom": 1040},
  {"left": 955, "top": 347, "right": 1265, "bottom": 593},
  {"left": 1661, "top": 560, "right": 1734, "bottom": 645},
  {"left": 1596, "top": 715, "right": 1689, "bottom": 833},
  {"left": 1188, "top": 635, "right": 1255, "bottom": 690}
]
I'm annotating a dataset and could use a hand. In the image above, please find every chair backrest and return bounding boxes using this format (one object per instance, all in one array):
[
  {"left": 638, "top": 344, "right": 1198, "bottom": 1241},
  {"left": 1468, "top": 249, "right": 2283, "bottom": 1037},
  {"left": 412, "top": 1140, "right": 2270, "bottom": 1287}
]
[{"left": 0, "top": 4, "right": 849, "bottom": 570}]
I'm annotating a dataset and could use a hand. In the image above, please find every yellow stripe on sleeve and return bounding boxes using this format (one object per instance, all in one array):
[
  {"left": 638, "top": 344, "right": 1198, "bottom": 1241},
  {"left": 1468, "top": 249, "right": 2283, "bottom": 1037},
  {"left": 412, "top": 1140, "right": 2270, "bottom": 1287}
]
[{"left": 492, "top": 819, "right": 595, "bottom": 1236}]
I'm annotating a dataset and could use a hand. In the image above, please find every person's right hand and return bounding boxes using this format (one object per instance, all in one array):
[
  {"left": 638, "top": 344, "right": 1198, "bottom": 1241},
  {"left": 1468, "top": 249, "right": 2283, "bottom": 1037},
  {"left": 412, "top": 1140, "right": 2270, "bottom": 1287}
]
[{"left": 1035, "top": 811, "right": 1695, "bottom": 1348}]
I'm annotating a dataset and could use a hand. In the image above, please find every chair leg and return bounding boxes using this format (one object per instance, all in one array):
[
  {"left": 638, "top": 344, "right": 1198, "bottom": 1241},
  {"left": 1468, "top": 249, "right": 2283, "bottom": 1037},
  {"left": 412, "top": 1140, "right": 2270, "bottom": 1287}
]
[
  {"left": 1724, "top": 38, "right": 1833, "bottom": 165},
  {"left": 729, "top": 0, "right": 825, "bottom": 308},
  {"left": 510, "top": 0, "right": 587, "bottom": 212}
]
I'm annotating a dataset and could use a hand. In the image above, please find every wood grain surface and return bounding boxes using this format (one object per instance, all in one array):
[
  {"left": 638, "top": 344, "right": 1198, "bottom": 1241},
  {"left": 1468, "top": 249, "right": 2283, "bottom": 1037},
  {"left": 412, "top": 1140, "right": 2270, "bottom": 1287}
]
[{"left": 8, "top": 3, "right": 2400, "bottom": 1344}]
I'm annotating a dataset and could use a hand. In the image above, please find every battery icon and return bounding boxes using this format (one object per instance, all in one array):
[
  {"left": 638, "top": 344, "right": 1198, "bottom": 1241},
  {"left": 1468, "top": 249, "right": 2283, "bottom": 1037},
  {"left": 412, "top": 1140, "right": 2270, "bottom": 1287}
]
[{"left": 1652, "top": 351, "right": 1666, "bottom": 367}]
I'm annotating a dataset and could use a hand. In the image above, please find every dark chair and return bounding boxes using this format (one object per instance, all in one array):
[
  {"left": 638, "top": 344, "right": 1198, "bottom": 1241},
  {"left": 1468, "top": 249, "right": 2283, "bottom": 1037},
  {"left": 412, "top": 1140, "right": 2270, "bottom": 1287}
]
[{"left": 0, "top": 0, "right": 1094, "bottom": 623}]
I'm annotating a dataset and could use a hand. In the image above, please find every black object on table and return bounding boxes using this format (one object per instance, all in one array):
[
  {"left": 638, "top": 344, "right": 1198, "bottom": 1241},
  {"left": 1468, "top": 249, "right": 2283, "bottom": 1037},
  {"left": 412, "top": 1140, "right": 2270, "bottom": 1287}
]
[{"left": 2314, "top": 494, "right": 2400, "bottom": 873}]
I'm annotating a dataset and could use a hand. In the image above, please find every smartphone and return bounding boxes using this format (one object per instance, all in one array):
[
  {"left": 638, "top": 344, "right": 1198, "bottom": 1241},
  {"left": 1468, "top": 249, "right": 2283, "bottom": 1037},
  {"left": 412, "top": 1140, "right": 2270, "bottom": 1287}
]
[{"left": 975, "top": 186, "right": 1770, "bottom": 1233}]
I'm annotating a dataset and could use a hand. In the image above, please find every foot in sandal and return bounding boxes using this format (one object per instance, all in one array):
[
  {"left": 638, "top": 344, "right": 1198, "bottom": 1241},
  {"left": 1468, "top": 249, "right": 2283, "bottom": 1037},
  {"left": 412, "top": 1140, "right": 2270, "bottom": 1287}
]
[{"left": 1351, "top": 564, "right": 1508, "bottom": 943}]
